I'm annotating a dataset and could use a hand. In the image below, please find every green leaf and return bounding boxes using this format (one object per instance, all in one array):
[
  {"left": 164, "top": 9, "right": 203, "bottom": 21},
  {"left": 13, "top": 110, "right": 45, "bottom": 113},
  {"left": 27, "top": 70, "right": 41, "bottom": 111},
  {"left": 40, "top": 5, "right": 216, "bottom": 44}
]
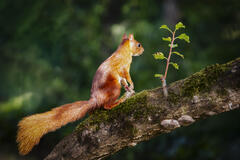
[
  {"left": 170, "top": 62, "right": 179, "bottom": 70},
  {"left": 175, "top": 22, "right": 185, "bottom": 31},
  {"left": 176, "top": 33, "right": 190, "bottom": 43},
  {"left": 162, "top": 37, "right": 171, "bottom": 42},
  {"left": 154, "top": 74, "right": 163, "bottom": 78},
  {"left": 160, "top": 24, "right": 172, "bottom": 33},
  {"left": 172, "top": 51, "right": 184, "bottom": 59},
  {"left": 168, "top": 43, "right": 178, "bottom": 48},
  {"left": 153, "top": 52, "right": 166, "bottom": 60}
]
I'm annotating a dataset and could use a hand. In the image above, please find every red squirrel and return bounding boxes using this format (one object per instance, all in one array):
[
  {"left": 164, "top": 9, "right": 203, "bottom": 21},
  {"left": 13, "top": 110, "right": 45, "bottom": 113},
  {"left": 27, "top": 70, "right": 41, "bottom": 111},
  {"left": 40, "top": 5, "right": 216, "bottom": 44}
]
[{"left": 17, "top": 33, "right": 144, "bottom": 155}]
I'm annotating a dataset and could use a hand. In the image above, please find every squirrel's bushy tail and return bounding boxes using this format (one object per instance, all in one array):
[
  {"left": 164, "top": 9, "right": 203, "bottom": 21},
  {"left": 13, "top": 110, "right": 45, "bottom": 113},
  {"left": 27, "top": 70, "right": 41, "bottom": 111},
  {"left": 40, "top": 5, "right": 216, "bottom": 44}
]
[{"left": 17, "top": 100, "right": 94, "bottom": 155}]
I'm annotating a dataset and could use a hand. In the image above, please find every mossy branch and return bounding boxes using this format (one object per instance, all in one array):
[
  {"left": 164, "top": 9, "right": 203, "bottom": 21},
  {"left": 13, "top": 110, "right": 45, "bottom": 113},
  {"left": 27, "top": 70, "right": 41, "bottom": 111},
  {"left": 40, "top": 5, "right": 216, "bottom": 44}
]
[{"left": 45, "top": 58, "right": 240, "bottom": 160}]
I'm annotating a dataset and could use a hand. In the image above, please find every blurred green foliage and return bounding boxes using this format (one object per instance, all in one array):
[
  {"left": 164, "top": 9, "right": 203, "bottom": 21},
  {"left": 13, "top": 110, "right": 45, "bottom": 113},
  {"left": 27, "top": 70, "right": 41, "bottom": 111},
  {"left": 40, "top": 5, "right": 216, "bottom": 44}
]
[{"left": 0, "top": 0, "right": 239, "bottom": 159}]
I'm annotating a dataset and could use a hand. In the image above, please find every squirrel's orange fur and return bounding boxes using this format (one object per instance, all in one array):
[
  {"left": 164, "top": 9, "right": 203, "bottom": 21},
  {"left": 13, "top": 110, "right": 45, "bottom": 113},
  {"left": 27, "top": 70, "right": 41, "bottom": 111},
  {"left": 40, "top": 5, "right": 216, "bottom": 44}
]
[{"left": 17, "top": 34, "right": 144, "bottom": 155}]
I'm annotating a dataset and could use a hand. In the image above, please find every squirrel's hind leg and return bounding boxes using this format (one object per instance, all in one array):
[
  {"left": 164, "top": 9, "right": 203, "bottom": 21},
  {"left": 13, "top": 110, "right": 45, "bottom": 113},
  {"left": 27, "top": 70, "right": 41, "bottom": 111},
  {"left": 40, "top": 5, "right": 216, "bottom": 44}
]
[
  {"left": 103, "top": 91, "right": 134, "bottom": 110},
  {"left": 103, "top": 97, "right": 125, "bottom": 110},
  {"left": 103, "top": 90, "right": 122, "bottom": 110}
]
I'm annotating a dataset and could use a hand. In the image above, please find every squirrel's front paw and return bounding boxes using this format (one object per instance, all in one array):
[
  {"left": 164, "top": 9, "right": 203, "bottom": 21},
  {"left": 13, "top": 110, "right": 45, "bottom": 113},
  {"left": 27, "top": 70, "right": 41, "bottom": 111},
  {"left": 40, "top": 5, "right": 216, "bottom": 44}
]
[
  {"left": 130, "top": 89, "right": 135, "bottom": 94},
  {"left": 126, "top": 90, "right": 135, "bottom": 98}
]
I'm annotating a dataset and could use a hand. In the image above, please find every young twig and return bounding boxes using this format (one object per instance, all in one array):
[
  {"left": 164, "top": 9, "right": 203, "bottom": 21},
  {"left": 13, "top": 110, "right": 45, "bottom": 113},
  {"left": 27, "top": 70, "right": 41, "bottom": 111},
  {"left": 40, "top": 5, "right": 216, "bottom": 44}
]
[{"left": 153, "top": 22, "right": 190, "bottom": 97}]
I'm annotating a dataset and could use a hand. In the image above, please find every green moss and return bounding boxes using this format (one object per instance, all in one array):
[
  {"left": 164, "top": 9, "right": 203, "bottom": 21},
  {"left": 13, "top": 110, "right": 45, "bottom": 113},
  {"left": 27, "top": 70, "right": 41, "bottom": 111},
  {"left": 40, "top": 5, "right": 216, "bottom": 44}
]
[
  {"left": 181, "top": 62, "right": 230, "bottom": 97},
  {"left": 76, "top": 90, "right": 148, "bottom": 131},
  {"left": 112, "top": 90, "right": 148, "bottom": 114},
  {"left": 167, "top": 91, "right": 182, "bottom": 104}
]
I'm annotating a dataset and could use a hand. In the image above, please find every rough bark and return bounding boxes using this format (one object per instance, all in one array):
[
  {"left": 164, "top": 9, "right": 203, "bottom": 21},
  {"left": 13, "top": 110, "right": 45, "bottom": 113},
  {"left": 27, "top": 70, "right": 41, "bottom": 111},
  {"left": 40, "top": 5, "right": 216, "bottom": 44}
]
[{"left": 45, "top": 58, "right": 240, "bottom": 160}]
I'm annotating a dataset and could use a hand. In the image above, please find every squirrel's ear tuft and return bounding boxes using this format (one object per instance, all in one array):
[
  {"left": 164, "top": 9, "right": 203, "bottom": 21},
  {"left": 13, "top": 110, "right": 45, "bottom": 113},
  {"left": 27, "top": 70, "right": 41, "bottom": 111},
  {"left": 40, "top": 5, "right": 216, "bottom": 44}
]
[
  {"left": 122, "top": 33, "right": 127, "bottom": 40},
  {"left": 129, "top": 34, "right": 134, "bottom": 41}
]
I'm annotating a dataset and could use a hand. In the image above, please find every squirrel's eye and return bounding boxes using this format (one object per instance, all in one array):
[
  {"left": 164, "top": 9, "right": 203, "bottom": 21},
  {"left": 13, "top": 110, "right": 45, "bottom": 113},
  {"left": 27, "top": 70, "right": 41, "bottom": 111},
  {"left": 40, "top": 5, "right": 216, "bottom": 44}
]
[{"left": 137, "top": 43, "right": 141, "bottom": 47}]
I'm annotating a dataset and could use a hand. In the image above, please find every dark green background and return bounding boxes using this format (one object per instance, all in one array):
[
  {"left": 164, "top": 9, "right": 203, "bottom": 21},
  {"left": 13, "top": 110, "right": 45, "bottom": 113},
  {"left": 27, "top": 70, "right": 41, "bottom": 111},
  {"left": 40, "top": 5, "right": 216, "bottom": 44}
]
[{"left": 0, "top": 0, "right": 239, "bottom": 159}]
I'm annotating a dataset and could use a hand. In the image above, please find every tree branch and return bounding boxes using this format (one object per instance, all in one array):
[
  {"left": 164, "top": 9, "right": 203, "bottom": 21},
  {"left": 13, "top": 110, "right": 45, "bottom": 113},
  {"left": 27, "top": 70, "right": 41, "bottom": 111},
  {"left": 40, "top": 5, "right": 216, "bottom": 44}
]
[{"left": 45, "top": 58, "right": 240, "bottom": 160}]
